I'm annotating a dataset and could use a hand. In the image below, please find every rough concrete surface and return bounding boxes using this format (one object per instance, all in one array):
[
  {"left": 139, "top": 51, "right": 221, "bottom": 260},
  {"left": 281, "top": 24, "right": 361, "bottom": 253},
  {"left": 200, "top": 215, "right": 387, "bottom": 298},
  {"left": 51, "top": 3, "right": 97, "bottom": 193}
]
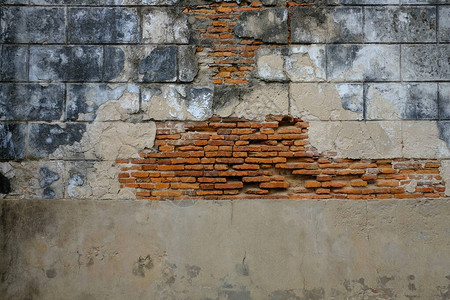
[{"left": 1, "top": 199, "right": 450, "bottom": 299}]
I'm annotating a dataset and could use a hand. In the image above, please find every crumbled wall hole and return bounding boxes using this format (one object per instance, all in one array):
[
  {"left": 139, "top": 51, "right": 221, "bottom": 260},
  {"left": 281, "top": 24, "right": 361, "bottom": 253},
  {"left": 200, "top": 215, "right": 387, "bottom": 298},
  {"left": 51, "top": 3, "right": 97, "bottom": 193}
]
[{"left": 117, "top": 115, "right": 446, "bottom": 201}]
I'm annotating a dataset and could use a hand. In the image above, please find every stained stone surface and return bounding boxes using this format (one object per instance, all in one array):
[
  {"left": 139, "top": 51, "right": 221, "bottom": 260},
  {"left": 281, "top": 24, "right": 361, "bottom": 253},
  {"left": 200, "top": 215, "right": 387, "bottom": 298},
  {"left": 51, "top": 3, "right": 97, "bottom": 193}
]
[
  {"left": 0, "top": 123, "right": 26, "bottom": 160},
  {"left": 0, "top": 84, "right": 65, "bottom": 121},
  {"left": 234, "top": 9, "right": 288, "bottom": 43},
  {"left": 68, "top": 8, "right": 140, "bottom": 44}
]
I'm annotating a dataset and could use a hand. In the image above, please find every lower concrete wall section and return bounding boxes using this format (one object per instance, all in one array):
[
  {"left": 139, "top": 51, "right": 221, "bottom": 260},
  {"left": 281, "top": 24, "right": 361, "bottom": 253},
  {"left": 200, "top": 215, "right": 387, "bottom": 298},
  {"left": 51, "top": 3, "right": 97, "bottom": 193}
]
[{"left": 1, "top": 199, "right": 450, "bottom": 300}]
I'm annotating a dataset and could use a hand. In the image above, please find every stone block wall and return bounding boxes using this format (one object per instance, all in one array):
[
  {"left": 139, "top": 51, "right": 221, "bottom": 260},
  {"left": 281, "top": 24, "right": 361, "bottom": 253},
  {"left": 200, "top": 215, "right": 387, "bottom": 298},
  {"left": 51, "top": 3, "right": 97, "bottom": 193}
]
[{"left": 1, "top": 0, "right": 449, "bottom": 200}]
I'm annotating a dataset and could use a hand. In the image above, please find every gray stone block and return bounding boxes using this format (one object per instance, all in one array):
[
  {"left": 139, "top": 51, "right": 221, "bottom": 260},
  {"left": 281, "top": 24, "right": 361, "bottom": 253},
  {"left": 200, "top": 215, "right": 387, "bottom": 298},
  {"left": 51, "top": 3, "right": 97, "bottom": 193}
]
[
  {"left": 28, "top": 123, "right": 86, "bottom": 158},
  {"left": 401, "top": 45, "right": 450, "bottom": 81},
  {"left": 1, "top": 0, "right": 29, "bottom": 4},
  {"left": 291, "top": 7, "right": 363, "bottom": 43},
  {"left": 439, "top": 83, "right": 450, "bottom": 119},
  {"left": 142, "top": 84, "right": 213, "bottom": 121},
  {"left": 68, "top": 8, "right": 139, "bottom": 44},
  {"left": 234, "top": 9, "right": 288, "bottom": 44},
  {"left": 291, "top": 7, "right": 328, "bottom": 43},
  {"left": 401, "top": 0, "right": 449, "bottom": 4},
  {"left": 103, "top": 47, "right": 126, "bottom": 82},
  {"left": 178, "top": 46, "right": 198, "bottom": 83},
  {"left": 286, "top": 45, "right": 326, "bottom": 82},
  {"left": 142, "top": 7, "right": 189, "bottom": 44},
  {"left": 0, "top": 7, "right": 65, "bottom": 43},
  {"left": 439, "top": 6, "right": 450, "bottom": 42},
  {"left": 329, "top": 7, "right": 363, "bottom": 43},
  {"left": 139, "top": 46, "right": 177, "bottom": 82},
  {"left": 328, "top": 0, "right": 399, "bottom": 4},
  {"left": 1, "top": 46, "right": 27, "bottom": 81},
  {"left": 66, "top": 83, "right": 140, "bottom": 121},
  {"left": 438, "top": 121, "right": 450, "bottom": 148},
  {"left": 364, "top": 7, "right": 436, "bottom": 43},
  {"left": 0, "top": 123, "right": 25, "bottom": 160},
  {"left": 29, "top": 46, "right": 103, "bottom": 82},
  {"left": 327, "top": 45, "right": 400, "bottom": 81},
  {"left": 256, "top": 47, "right": 287, "bottom": 82},
  {"left": 366, "top": 83, "right": 438, "bottom": 120},
  {"left": 0, "top": 84, "right": 64, "bottom": 121}
]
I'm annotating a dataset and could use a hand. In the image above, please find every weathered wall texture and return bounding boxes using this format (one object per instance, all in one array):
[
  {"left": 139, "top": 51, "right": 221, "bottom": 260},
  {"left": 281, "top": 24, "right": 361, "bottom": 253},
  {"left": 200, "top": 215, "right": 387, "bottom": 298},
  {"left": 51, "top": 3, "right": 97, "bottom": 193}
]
[{"left": 1, "top": 0, "right": 450, "bottom": 298}]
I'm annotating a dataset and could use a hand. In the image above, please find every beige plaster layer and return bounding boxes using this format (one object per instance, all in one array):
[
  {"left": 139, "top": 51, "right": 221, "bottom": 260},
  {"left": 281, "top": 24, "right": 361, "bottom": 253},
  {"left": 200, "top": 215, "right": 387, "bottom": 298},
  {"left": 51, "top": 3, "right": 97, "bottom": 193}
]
[{"left": 308, "top": 121, "right": 403, "bottom": 159}]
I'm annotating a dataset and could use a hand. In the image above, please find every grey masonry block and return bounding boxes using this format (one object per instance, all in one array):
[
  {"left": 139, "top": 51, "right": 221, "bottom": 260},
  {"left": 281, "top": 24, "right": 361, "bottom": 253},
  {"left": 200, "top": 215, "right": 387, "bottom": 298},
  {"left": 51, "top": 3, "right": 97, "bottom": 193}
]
[
  {"left": 0, "top": 123, "right": 25, "bottom": 160},
  {"left": 141, "top": 7, "right": 189, "bottom": 44},
  {"left": 401, "top": 45, "right": 450, "bottom": 81},
  {"left": 401, "top": 0, "right": 449, "bottom": 4},
  {"left": 30, "top": 0, "right": 179, "bottom": 4},
  {"left": 256, "top": 47, "right": 287, "bottom": 82},
  {"left": 68, "top": 8, "right": 139, "bottom": 44},
  {"left": 178, "top": 46, "right": 198, "bottom": 83},
  {"left": 286, "top": 45, "right": 326, "bottom": 82},
  {"left": 0, "top": 84, "right": 65, "bottom": 121},
  {"left": 364, "top": 6, "right": 436, "bottom": 43},
  {"left": 66, "top": 83, "right": 140, "bottom": 121},
  {"left": 1, "top": 0, "right": 29, "bottom": 4},
  {"left": 139, "top": 46, "right": 178, "bottom": 82},
  {"left": 438, "top": 121, "right": 450, "bottom": 148},
  {"left": 1, "top": 46, "right": 27, "bottom": 81},
  {"left": 142, "top": 84, "right": 214, "bottom": 121},
  {"left": 327, "top": 45, "right": 400, "bottom": 81},
  {"left": 28, "top": 123, "right": 86, "bottom": 159},
  {"left": 328, "top": 0, "right": 399, "bottom": 4},
  {"left": 234, "top": 9, "right": 288, "bottom": 44},
  {"left": 0, "top": 7, "right": 65, "bottom": 43},
  {"left": 366, "top": 83, "right": 438, "bottom": 120},
  {"left": 29, "top": 46, "right": 103, "bottom": 82},
  {"left": 439, "top": 6, "right": 450, "bottom": 42},
  {"left": 291, "top": 7, "right": 363, "bottom": 43},
  {"left": 439, "top": 83, "right": 450, "bottom": 119},
  {"left": 103, "top": 46, "right": 126, "bottom": 82}
]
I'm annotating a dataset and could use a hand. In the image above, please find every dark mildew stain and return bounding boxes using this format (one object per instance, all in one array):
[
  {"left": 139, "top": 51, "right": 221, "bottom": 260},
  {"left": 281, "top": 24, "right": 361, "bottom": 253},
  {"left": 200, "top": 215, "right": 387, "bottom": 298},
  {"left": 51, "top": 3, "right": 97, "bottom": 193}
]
[
  {"left": 132, "top": 255, "right": 153, "bottom": 277},
  {"left": 46, "top": 268, "right": 57, "bottom": 279},
  {"left": 28, "top": 123, "right": 86, "bottom": 158},
  {"left": 0, "top": 173, "right": 11, "bottom": 194},
  {"left": 103, "top": 47, "right": 125, "bottom": 81}
]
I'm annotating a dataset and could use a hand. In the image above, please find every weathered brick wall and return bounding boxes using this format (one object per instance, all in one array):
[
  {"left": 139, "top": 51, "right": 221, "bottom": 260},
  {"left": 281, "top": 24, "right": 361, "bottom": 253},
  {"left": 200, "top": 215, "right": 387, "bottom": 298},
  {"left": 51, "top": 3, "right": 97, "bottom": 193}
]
[
  {"left": 0, "top": 0, "right": 449, "bottom": 199},
  {"left": 118, "top": 116, "right": 445, "bottom": 200}
]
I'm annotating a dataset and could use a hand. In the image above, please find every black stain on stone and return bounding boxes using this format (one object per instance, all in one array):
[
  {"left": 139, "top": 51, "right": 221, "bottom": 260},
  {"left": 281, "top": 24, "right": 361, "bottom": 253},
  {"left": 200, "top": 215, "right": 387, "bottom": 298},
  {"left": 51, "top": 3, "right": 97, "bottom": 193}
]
[
  {"left": 0, "top": 123, "right": 26, "bottom": 160},
  {"left": 327, "top": 45, "right": 360, "bottom": 80},
  {"left": 269, "top": 289, "right": 301, "bottom": 300},
  {"left": 132, "top": 255, "right": 153, "bottom": 277},
  {"left": 103, "top": 46, "right": 125, "bottom": 81},
  {"left": 28, "top": 123, "right": 86, "bottom": 158},
  {"left": 46, "top": 268, "right": 57, "bottom": 279},
  {"left": 303, "top": 288, "right": 325, "bottom": 300},
  {"left": 43, "top": 187, "right": 56, "bottom": 199},
  {"left": 0, "top": 173, "right": 11, "bottom": 194},
  {"left": 139, "top": 46, "right": 177, "bottom": 82},
  {"left": 212, "top": 85, "right": 242, "bottom": 112},
  {"left": 39, "top": 167, "right": 60, "bottom": 188}
]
